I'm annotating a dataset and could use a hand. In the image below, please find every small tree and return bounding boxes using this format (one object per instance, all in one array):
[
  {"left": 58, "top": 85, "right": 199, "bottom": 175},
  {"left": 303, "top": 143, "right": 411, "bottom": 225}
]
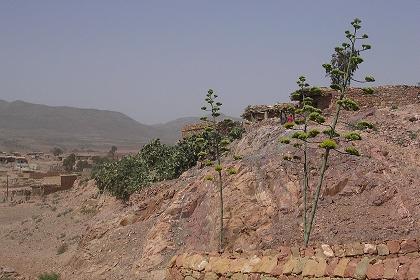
[
  {"left": 108, "top": 145, "right": 118, "bottom": 159},
  {"left": 281, "top": 18, "right": 374, "bottom": 246},
  {"left": 198, "top": 89, "right": 230, "bottom": 251},
  {"left": 63, "top": 153, "right": 76, "bottom": 172},
  {"left": 51, "top": 147, "right": 63, "bottom": 157},
  {"left": 75, "top": 160, "right": 91, "bottom": 171}
]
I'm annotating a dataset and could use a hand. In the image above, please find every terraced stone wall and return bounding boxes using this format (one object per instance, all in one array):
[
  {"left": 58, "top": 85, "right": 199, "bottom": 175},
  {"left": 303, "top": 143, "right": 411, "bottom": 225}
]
[
  {"left": 326, "top": 85, "right": 420, "bottom": 110},
  {"left": 167, "top": 239, "right": 420, "bottom": 279}
]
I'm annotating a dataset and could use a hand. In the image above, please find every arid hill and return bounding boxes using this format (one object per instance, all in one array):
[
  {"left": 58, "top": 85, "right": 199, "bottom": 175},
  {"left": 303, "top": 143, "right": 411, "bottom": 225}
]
[
  {"left": 0, "top": 100, "right": 160, "bottom": 151},
  {"left": 0, "top": 100, "right": 238, "bottom": 152},
  {"left": 0, "top": 100, "right": 240, "bottom": 151},
  {"left": 0, "top": 86, "right": 419, "bottom": 279}
]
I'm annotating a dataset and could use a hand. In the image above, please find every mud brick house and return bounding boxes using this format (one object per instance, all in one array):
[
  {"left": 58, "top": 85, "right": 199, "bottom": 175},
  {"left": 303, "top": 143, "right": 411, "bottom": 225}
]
[{"left": 241, "top": 103, "right": 297, "bottom": 124}]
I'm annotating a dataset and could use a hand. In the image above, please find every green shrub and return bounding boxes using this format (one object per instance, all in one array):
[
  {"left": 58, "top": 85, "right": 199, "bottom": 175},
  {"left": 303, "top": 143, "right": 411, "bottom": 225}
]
[
  {"left": 344, "top": 132, "right": 362, "bottom": 141},
  {"left": 92, "top": 139, "right": 196, "bottom": 200},
  {"left": 92, "top": 121, "right": 245, "bottom": 200},
  {"left": 226, "top": 167, "right": 238, "bottom": 175},
  {"left": 319, "top": 139, "right": 338, "bottom": 149},
  {"left": 233, "top": 155, "right": 243, "bottom": 160},
  {"left": 345, "top": 146, "right": 360, "bottom": 156},
  {"left": 75, "top": 160, "right": 91, "bottom": 172},
  {"left": 355, "top": 121, "right": 374, "bottom": 130},
  {"left": 62, "top": 154, "right": 76, "bottom": 172}
]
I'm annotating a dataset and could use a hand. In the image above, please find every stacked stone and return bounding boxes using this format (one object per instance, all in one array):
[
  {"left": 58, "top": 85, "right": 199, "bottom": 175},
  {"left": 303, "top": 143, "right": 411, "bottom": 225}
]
[
  {"left": 326, "top": 85, "right": 420, "bottom": 110},
  {"left": 181, "top": 123, "right": 209, "bottom": 138},
  {"left": 167, "top": 239, "right": 420, "bottom": 279}
]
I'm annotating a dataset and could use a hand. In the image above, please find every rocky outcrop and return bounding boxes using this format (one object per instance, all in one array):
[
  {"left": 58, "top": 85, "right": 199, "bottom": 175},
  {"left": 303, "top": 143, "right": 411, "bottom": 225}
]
[
  {"left": 168, "top": 239, "right": 420, "bottom": 279},
  {"left": 0, "top": 267, "right": 28, "bottom": 280},
  {"left": 63, "top": 100, "right": 420, "bottom": 279}
]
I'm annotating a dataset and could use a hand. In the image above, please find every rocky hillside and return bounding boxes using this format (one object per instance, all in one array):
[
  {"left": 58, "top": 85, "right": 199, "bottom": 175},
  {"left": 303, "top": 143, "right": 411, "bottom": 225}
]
[
  {"left": 64, "top": 88, "right": 419, "bottom": 279},
  {"left": 1, "top": 86, "right": 419, "bottom": 279}
]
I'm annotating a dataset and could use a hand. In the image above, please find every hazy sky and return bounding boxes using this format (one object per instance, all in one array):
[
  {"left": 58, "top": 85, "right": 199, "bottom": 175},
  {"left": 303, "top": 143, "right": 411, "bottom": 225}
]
[{"left": 1, "top": 1, "right": 419, "bottom": 124}]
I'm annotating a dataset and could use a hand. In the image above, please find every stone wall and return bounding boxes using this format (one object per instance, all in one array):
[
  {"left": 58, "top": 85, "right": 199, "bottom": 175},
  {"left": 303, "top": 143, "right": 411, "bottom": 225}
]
[
  {"left": 325, "top": 85, "right": 420, "bottom": 111},
  {"left": 167, "top": 239, "right": 420, "bottom": 279},
  {"left": 181, "top": 123, "right": 209, "bottom": 138}
]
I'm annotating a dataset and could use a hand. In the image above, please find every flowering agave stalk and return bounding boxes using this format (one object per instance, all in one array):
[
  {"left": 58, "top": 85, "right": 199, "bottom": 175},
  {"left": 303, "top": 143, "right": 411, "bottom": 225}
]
[
  {"left": 281, "top": 18, "right": 375, "bottom": 246},
  {"left": 198, "top": 89, "right": 230, "bottom": 251}
]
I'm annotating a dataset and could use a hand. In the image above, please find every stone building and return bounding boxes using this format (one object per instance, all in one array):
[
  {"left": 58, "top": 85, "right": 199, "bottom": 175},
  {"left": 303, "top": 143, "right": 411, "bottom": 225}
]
[{"left": 241, "top": 103, "right": 296, "bottom": 124}]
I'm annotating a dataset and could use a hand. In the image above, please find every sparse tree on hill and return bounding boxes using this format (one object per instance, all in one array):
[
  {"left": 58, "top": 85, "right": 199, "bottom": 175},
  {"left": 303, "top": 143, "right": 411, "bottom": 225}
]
[
  {"left": 63, "top": 153, "right": 76, "bottom": 172},
  {"left": 51, "top": 147, "right": 63, "bottom": 157},
  {"left": 197, "top": 89, "right": 230, "bottom": 252},
  {"left": 281, "top": 18, "right": 375, "bottom": 246},
  {"left": 108, "top": 145, "right": 118, "bottom": 159},
  {"left": 75, "top": 160, "right": 91, "bottom": 172}
]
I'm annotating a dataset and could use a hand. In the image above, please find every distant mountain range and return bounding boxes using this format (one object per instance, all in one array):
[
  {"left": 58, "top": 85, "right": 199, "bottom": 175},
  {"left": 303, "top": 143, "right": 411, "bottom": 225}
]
[{"left": 0, "top": 100, "right": 239, "bottom": 152}]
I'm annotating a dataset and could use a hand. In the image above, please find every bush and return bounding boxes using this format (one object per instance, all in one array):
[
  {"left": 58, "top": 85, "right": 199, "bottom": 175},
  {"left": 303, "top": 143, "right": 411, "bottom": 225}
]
[
  {"left": 92, "top": 138, "right": 200, "bottom": 200},
  {"left": 62, "top": 154, "right": 76, "bottom": 172},
  {"left": 51, "top": 147, "right": 63, "bottom": 156},
  {"left": 75, "top": 160, "right": 91, "bottom": 172},
  {"left": 92, "top": 121, "right": 245, "bottom": 200}
]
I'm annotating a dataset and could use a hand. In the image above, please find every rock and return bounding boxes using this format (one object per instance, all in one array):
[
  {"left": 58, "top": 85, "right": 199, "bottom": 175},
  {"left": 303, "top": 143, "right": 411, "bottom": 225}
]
[
  {"left": 333, "top": 258, "right": 350, "bottom": 277},
  {"left": 396, "top": 263, "right": 411, "bottom": 280},
  {"left": 119, "top": 213, "right": 138, "bottom": 226},
  {"left": 382, "top": 258, "right": 399, "bottom": 279},
  {"left": 366, "top": 260, "right": 384, "bottom": 280},
  {"left": 325, "top": 258, "right": 339, "bottom": 276},
  {"left": 303, "top": 247, "right": 315, "bottom": 257},
  {"left": 168, "top": 255, "right": 177, "bottom": 268},
  {"left": 254, "top": 256, "right": 277, "bottom": 273},
  {"left": 377, "top": 244, "right": 390, "bottom": 256},
  {"left": 282, "top": 258, "right": 299, "bottom": 275},
  {"left": 203, "top": 272, "right": 219, "bottom": 280},
  {"left": 278, "top": 246, "right": 291, "bottom": 259},
  {"left": 180, "top": 198, "right": 199, "bottom": 218},
  {"left": 292, "top": 257, "right": 307, "bottom": 274},
  {"left": 270, "top": 262, "right": 284, "bottom": 276},
  {"left": 407, "top": 258, "right": 420, "bottom": 279},
  {"left": 245, "top": 255, "right": 262, "bottom": 273},
  {"left": 290, "top": 246, "right": 300, "bottom": 257},
  {"left": 400, "top": 239, "right": 418, "bottom": 254},
  {"left": 175, "top": 254, "right": 187, "bottom": 267},
  {"left": 260, "top": 276, "right": 277, "bottom": 280},
  {"left": 148, "top": 269, "right": 167, "bottom": 280},
  {"left": 386, "top": 240, "right": 401, "bottom": 254},
  {"left": 370, "top": 187, "right": 397, "bottom": 206},
  {"left": 324, "top": 178, "right": 348, "bottom": 196},
  {"left": 344, "top": 259, "right": 358, "bottom": 278},
  {"left": 184, "top": 254, "right": 208, "bottom": 271},
  {"left": 321, "top": 244, "right": 334, "bottom": 257},
  {"left": 344, "top": 242, "right": 364, "bottom": 256},
  {"left": 332, "top": 244, "right": 345, "bottom": 257},
  {"left": 230, "top": 258, "right": 248, "bottom": 273},
  {"left": 363, "top": 243, "right": 377, "bottom": 254},
  {"left": 302, "top": 258, "right": 326, "bottom": 277},
  {"left": 206, "top": 257, "right": 231, "bottom": 274},
  {"left": 2, "top": 267, "right": 16, "bottom": 273},
  {"left": 354, "top": 257, "right": 371, "bottom": 280},
  {"left": 231, "top": 273, "right": 248, "bottom": 280}
]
